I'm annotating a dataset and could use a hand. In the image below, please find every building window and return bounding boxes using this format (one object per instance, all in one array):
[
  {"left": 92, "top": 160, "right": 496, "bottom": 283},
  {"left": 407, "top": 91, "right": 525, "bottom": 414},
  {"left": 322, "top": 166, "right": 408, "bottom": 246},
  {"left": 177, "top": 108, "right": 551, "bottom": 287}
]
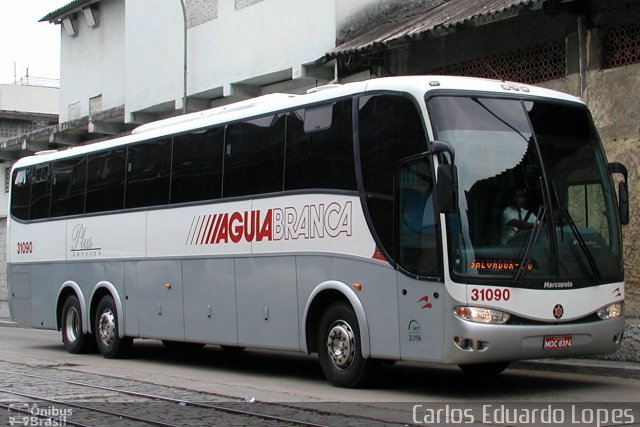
[
  {"left": 5, "top": 167, "right": 11, "bottom": 193},
  {"left": 186, "top": 0, "right": 218, "bottom": 27},
  {"left": 428, "top": 40, "right": 566, "bottom": 85},
  {"left": 606, "top": 21, "right": 640, "bottom": 69}
]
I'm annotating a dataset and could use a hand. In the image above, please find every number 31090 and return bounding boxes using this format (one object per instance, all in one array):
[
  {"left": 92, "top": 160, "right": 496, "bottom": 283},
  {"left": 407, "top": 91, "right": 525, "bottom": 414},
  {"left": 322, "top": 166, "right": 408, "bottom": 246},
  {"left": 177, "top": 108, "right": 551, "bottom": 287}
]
[
  {"left": 470, "top": 288, "right": 510, "bottom": 301},
  {"left": 17, "top": 241, "right": 33, "bottom": 254}
]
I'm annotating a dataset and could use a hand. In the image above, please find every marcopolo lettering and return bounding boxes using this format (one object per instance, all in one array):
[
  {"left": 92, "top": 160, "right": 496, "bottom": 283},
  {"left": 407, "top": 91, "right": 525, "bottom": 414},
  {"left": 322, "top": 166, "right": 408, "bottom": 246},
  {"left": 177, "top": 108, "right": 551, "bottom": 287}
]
[{"left": 188, "top": 201, "right": 352, "bottom": 245}]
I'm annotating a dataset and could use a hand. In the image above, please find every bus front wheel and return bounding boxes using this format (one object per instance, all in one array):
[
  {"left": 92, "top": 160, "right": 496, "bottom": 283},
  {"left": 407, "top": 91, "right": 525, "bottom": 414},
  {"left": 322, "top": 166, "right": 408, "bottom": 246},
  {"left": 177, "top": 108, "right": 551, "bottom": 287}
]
[
  {"left": 317, "top": 302, "right": 370, "bottom": 388},
  {"left": 61, "top": 295, "right": 95, "bottom": 354},
  {"left": 95, "top": 295, "right": 132, "bottom": 358}
]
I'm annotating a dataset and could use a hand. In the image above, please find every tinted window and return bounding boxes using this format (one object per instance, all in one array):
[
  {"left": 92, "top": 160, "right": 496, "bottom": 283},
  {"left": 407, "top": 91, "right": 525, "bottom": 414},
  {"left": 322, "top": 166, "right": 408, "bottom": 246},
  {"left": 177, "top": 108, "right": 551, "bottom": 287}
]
[
  {"left": 358, "top": 95, "right": 427, "bottom": 256},
  {"left": 359, "top": 95, "right": 427, "bottom": 195},
  {"left": 285, "top": 100, "right": 356, "bottom": 191},
  {"left": 126, "top": 139, "right": 172, "bottom": 208},
  {"left": 224, "top": 114, "right": 285, "bottom": 197},
  {"left": 51, "top": 157, "right": 87, "bottom": 217},
  {"left": 171, "top": 128, "right": 224, "bottom": 204},
  {"left": 86, "top": 148, "right": 126, "bottom": 213},
  {"left": 10, "top": 169, "right": 30, "bottom": 220},
  {"left": 397, "top": 157, "right": 438, "bottom": 276},
  {"left": 30, "top": 164, "right": 51, "bottom": 220}
]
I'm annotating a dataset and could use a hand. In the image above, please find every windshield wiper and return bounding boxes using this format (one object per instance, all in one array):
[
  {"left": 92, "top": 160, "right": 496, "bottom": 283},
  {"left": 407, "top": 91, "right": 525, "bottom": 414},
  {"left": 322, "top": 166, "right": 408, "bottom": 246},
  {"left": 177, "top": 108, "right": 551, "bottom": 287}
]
[
  {"left": 512, "top": 205, "right": 545, "bottom": 287},
  {"left": 549, "top": 182, "right": 601, "bottom": 282},
  {"left": 558, "top": 206, "right": 601, "bottom": 282}
]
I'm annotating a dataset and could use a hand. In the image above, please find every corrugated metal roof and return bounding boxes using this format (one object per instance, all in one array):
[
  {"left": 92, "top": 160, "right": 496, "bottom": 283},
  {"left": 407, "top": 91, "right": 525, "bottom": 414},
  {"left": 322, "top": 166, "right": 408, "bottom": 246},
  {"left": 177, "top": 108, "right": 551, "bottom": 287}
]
[
  {"left": 40, "top": 0, "right": 102, "bottom": 23},
  {"left": 328, "top": 0, "right": 545, "bottom": 58}
]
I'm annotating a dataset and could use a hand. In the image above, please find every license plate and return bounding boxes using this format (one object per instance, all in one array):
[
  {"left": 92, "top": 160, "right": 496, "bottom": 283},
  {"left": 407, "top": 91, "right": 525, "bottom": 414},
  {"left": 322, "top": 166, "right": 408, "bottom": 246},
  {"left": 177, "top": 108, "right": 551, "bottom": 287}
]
[{"left": 544, "top": 335, "right": 573, "bottom": 350}]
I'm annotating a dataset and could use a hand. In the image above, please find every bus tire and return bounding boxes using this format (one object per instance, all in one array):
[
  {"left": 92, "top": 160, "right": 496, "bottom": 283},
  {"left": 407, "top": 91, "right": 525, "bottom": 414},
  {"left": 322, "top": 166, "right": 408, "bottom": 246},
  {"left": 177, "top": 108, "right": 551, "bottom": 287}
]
[
  {"left": 317, "top": 302, "right": 370, "bottom": 388},
  {"left": 95, "top": 295, "right": 131, "bottom": 359},
  {"left": 458, "top": 361, "right": 510, "bottom": 377},
  {"left": 61, "top": 295, "right": 96, "bottom": 354}
]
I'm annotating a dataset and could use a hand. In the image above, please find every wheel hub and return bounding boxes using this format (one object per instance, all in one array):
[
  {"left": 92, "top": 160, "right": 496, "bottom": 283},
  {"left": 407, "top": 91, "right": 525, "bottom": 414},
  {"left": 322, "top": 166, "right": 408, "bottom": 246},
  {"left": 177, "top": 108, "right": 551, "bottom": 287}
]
[
  {"left": 326, "top": 320, "right": 355, "bottom": 369},
  {"left": 98, "top": 309, "right": 116, "bottom": 345},
  {"left": 64, "top": 307, "right": 80, "bottom": 343}
]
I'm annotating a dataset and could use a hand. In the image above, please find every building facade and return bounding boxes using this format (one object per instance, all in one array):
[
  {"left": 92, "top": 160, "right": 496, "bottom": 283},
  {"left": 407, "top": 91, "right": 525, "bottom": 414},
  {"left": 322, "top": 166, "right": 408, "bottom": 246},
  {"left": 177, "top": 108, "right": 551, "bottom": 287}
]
[
  {"left": 0, "top": 83, "right": 58, "bottom": 318},
  {"left": 1, "top": 0, "right": 639, "bottom": 318}
]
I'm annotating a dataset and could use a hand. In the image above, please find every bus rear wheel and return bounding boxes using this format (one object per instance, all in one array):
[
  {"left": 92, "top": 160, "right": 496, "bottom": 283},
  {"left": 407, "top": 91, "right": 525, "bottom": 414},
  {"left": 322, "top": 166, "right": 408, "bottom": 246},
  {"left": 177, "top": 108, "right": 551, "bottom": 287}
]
[
  {"left": 317, "top": 302, "right": 370, "bottom": 388},
  {"left": 458, "top": 361, "right": 510, "bottom": 377},
  {"left": 61, "top": 295, "right": 96, "bottom": 354},
  {"left": 95, "top": 295, "right": 132, "bottom": 359}
]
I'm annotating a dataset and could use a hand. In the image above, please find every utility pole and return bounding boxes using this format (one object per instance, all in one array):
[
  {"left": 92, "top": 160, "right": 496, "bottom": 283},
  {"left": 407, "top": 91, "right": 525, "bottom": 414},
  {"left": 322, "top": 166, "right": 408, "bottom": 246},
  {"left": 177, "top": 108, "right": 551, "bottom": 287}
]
[{"left": 180, "top": 0, "right": 187, "bottom": 114}]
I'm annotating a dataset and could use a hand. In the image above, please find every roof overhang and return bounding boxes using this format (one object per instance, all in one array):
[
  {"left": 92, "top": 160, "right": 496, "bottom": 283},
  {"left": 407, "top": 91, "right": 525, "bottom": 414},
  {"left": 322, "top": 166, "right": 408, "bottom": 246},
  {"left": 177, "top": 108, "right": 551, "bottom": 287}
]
[
  {"left": 326, "top": 0, "right": 547, "bottom": 60},
  {"left": 40, "top": 0, "right": 102, "bottom": 24}
]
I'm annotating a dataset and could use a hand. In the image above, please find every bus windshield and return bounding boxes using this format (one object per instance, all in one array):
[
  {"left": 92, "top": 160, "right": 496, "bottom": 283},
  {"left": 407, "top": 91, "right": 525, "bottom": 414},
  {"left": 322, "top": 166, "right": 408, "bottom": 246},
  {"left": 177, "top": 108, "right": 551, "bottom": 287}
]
[{"left": 427, "top": 95, "right": 623, "bottom": 288}]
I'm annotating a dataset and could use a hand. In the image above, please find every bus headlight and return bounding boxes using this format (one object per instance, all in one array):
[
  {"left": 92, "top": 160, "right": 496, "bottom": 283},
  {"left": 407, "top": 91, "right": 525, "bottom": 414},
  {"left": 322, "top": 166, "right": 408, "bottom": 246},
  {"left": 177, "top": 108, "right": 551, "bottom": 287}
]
[
  {"left": 597, "top": 302, "right": 623, "bottom": 320},
  {"left": 453, "top": 306, "right": 510, "bottom": 324}
]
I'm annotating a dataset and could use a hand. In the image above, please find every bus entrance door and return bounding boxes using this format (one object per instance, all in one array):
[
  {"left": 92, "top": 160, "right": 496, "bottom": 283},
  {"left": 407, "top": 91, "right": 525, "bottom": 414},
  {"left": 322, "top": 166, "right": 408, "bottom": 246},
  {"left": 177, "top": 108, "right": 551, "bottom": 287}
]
[{"left": 397, "top": 273, "right": 444, "bottom": 362}]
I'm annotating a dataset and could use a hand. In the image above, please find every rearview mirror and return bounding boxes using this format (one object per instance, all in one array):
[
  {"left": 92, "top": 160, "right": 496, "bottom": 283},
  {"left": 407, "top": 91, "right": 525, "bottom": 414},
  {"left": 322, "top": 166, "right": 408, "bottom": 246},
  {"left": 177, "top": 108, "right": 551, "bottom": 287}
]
[{"left": 608, "top": 162, "right": 629, "bottom": 225}]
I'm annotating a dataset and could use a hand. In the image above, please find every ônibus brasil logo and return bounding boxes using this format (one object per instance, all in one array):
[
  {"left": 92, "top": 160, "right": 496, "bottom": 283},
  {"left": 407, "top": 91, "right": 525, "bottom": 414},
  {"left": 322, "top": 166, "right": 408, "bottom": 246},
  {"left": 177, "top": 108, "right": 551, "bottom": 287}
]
[{"left": 187, "top": 201, "right": 352, "bottom": 245}]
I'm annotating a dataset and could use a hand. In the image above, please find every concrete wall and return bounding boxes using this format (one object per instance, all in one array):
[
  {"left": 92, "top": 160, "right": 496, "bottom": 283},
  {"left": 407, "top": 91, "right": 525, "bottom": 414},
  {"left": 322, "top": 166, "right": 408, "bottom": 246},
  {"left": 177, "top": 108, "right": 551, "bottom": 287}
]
[
  {"left": 0, "top": 84, "right": 59, "bottom": 115},
  {"left": 124, "top": 0, "right": 337, "bottom": 120},
  {"left": 59, "top": 0, "right": 125, "bottom": 122},
  {"left": 538, "top": 69, "right": 640, "bottom": 315},
  {"left": 583, "top": 64, "right": 640, "bottom": 317}
]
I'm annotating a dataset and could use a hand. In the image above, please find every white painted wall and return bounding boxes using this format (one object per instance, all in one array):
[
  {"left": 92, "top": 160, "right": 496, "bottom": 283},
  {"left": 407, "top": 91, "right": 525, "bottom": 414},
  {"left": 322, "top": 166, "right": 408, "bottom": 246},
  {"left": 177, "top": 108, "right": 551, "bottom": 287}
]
[
  {"left": 124, "top": 0, "right": 184, "bottom": 118},
  {"left": 189, "top": 0, "right": 336, "bottom": 96},
  {"left": 0, "top": 84, "right": 59, "bottom": 115},
  {"left": 55, "top": 0, "right": 396, "bottom": 123},
  {"left": 124, "top": 0, "right": 337, "bottom": 120},
  {"left": 59, "top": 0, "right": 125, "bottom": 122}
]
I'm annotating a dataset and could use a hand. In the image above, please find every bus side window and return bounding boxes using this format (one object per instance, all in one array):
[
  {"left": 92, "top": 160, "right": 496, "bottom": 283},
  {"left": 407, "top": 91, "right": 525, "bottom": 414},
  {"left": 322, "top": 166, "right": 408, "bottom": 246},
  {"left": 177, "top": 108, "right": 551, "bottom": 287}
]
[
  {"left": 125, "top": 138, "right": 172, "bottom": 209},
  {"left": 358, "top": 94, "right": 428, "bottom": 259},
  {"left": 10, "top": 169, "right": 31, "bottom": 220},
  {"left": 171, "top": 127, "right": 224, "bottom": 204},
  {"left": 285, "top": 100, "right": 356, "bottom": 191},
  {"left": 51, "top": 157, "right": 87, "bottom": 217},
  {"left": 30, "top": 165, "right": 51, "bottom": 220},
  {"left": 224, "top": 114, "right": 285, "bottom": 198},
  {"left": 397, "top": 158, "right": 438, "bottom": 277},
  {"left": 86, "top": 149, "right": 126, "bottom": 213}
]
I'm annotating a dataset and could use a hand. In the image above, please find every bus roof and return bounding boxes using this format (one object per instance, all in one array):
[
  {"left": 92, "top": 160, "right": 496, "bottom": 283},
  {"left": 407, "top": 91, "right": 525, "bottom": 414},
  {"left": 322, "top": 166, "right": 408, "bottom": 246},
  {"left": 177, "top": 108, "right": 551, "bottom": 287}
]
[{"left": 12, "top": 75, "right": 582, "bottom": 169}]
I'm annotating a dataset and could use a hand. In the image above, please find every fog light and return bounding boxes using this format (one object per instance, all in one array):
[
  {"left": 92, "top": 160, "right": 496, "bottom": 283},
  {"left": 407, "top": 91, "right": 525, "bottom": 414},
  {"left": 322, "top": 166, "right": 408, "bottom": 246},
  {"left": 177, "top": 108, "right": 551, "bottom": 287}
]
[
  {"left": 597, "top": 302, "right": 623, "bottom": 320},
  {"left": 453, "top": 306, "right": 510, "bottom": 324}
]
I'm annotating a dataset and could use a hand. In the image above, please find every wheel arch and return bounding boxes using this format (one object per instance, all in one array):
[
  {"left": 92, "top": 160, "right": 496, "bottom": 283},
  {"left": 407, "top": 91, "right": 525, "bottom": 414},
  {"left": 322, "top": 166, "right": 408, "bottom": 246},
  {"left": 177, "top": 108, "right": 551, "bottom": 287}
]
[
  {"left": 302, "top": 280, "right": 370, "bottom": 358},
  {"left": 90, "top": 281, "right": 125, "bottom": 338},
  {"left": 56, "top": 281, "right": 88, "bottom": 334}
]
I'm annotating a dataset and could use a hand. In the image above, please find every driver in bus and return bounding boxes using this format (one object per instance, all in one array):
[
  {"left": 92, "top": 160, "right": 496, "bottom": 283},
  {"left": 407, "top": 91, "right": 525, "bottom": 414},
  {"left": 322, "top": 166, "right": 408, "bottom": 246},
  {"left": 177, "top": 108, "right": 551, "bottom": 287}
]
[{"left": 501, "top": 187, "right": 538, "bottom": 244}]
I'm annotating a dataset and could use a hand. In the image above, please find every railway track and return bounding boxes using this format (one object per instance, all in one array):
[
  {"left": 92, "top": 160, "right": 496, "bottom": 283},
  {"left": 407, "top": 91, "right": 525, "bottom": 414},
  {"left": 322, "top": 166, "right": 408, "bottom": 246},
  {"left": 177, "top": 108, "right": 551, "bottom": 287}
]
[{"left": 0, "top": 366, "right": 396, "bottom": 426}]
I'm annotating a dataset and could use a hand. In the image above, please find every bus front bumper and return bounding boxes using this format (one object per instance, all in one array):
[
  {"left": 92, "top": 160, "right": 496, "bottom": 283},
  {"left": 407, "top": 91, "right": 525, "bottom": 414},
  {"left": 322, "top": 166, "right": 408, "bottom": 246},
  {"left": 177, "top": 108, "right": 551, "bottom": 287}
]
[{"left": 442, "top": 315, "right": 625, "bottom": 365}]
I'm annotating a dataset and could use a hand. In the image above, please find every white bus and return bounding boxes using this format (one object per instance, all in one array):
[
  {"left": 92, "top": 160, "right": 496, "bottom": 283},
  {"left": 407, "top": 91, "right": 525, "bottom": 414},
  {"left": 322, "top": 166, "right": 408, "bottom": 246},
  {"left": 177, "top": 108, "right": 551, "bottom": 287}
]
[{"left": 7, "top": 76, "right": 628, "bottom": 387}]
